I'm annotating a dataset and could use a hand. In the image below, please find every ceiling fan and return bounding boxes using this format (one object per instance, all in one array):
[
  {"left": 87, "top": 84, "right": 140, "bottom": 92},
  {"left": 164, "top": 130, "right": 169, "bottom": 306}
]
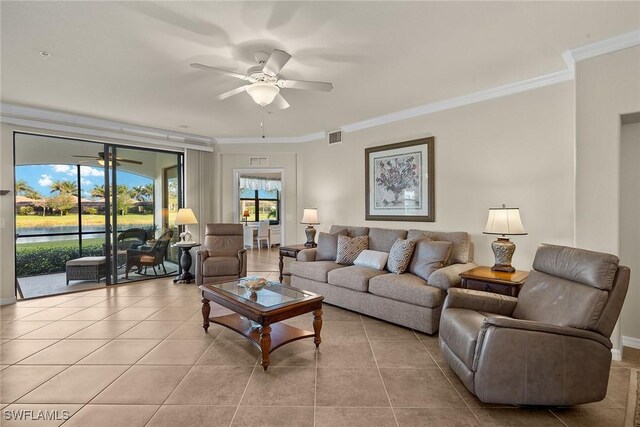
[
  {"left": 72, "top": 152, "right": 143, "bottom": 167},
  {"left": 191, "top": 49, "right": 333, "bottom": 109}
]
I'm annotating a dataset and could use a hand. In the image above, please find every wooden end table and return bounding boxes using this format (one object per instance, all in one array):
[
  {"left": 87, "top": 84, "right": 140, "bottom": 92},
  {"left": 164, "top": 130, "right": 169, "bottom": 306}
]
[
  {"left": 279, "top": 244, "right": 310, "bottom": 282},
  {"left": 459, "top": 266, "right": 528, "bottom": 297},
  {"left": 200, "top": 280, "right": 323, "bottom": 371}
]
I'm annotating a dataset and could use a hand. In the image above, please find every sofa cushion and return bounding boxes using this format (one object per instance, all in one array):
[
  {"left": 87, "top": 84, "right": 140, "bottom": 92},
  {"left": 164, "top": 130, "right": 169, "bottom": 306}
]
[
  {"left": 408, "top": 239, "right": 452, "bottom": 281},
  {"left": 330, "top": 225, "right": 370, "bottom": 237},
  {"left": 354, "top": 250, "right": 389, "bottom": 270},
  {"left": 336, "top": 235, "right": 369, "bottom": 265},
  {"left": 202, "top": 257, "right": 239, "bottom": 276},
  {"left": 290, "top": 260, "right": 346, "bottom": 283},
  {"left": 316, "top": 230, "right": 348, "bottom": 261},
  {"left": 328, "top": 265, "right": 388, "bottom": 292},
  {"left": 407, "top": 230, "right": 471, "bottom": 264},
  {"left": 368, "top": 228, "right": 408, "bottom": 252},
  {"left": 369, "top": 273, "right": 445, "bottom": 308},
  {"left": 387, "top": 238, "right": 417, "bottom": 274},
  {"left": 438, "top": 307, "right": 487, "bottom": 369}
]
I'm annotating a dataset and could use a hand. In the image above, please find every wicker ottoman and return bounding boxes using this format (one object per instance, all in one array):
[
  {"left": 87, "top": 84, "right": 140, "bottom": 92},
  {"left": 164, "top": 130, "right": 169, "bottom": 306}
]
[{"left": 66, "top": 256, "right": 107, "bottom": 285}]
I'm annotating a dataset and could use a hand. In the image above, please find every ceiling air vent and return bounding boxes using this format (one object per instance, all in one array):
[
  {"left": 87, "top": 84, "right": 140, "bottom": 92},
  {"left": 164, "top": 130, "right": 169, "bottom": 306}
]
[{"left": 328, "top": 130, "right": 342, "bottom": 145}]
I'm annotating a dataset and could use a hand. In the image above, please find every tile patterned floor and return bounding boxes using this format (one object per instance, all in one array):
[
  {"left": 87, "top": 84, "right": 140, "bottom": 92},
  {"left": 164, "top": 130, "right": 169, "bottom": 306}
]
[{"left": 0, "top": 247, "right": 637, "bottom": 426}]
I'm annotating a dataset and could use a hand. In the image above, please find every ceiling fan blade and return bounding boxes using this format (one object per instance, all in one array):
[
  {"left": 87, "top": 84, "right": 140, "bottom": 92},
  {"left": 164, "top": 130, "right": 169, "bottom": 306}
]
[
  {"left": 270, "top": 93, "right": 290, "bottom": 110},
  {"left": 217, "top": 85, "right": 249, "bottom": 100},
  {"left": 116, "top": 158, "right": 143, "bottom": 165},
  {"left": 191, "top": 63, "right": 249, "bottom": 80},
  {"left": 72, "top": 155, "right": 98, "bottom": 159},
  {"left": 277, "top": 79, "right": 333, "bottom": 92},
  {"left": 262, "top": 49, "right": 291, "bottom": 76}
]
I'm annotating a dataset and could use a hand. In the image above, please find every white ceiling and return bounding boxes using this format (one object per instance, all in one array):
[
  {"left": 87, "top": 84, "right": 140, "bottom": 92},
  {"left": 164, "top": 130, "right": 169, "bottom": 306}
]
[{"left": 2, "top": 1, "right": 639, "bottom": 140}]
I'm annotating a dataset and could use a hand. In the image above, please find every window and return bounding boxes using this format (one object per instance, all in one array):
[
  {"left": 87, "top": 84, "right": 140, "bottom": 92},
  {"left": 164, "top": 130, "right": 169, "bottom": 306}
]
[{"left": 239, "top": 188, "right": 279, "bottom": 222}]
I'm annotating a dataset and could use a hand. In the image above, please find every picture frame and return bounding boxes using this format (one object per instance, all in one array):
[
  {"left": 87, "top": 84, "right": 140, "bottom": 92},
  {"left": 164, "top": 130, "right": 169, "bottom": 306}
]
[{"left": 365, "top": 137, "right": 434, "bottom": 222}]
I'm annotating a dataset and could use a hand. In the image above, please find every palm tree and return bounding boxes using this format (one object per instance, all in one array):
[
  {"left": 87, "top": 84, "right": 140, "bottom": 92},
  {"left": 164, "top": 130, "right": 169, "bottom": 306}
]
[
  {"left": 15, "top": 179, "right": 33, "bottom": 195},
  {"left": 24, "top": 189, "right": 42, "bottom": 200},
  {"left": 90, "top": 185, "right": 105, "bottom": 199},
  {"left": 142, "top": 183, "right": 154, "bottom": 201},
  {"left": 50, "top": 179, "right": 78, "bottom": 195},
  {"left": 129, "top": 185, "right": 144, "bottom": 202}
]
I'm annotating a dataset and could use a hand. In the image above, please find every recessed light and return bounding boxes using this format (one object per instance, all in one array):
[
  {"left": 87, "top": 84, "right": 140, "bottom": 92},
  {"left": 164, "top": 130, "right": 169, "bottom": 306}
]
[
  {"left": 39, "top": 51, "right": 51, "bottom": 58},
  {"left": 178, "top": 125, "right": 189, "bottom": 129}
]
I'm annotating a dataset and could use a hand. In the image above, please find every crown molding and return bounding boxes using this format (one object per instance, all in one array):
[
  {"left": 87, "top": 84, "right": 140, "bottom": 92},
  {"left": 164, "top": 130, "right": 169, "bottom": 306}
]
[
  {"left": 569, "top": 29, "right": 640, "bottom": 63},
  {"left": 341, "top": 69, "right": 574, "bottom": 133},
  {"left": 0, "top": 104, "right": 214, "bottom": 152}
]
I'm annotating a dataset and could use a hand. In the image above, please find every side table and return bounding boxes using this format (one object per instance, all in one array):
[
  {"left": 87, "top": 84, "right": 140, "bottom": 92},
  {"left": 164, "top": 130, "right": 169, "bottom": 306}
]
[
  {"left": 172, "top": 242, "right": 201, "bottom": 284},
  {"left": 459, "top": 266, "right": 528, "bottom": 297},
  {"left": 279, "top": 244, "right": 310, "bottom": 282}
]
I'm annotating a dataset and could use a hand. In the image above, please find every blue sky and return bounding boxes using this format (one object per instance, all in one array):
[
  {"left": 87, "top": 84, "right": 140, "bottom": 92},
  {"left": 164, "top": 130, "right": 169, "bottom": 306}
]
[{"left": 17, "top": 165, "right": 151, "bottom": 198}]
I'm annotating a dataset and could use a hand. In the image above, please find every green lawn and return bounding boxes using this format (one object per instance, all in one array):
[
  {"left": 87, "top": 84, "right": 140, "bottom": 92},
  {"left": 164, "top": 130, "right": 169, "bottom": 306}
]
[{"left": 16, "top": 214, "right": 155, "bottom": 228}]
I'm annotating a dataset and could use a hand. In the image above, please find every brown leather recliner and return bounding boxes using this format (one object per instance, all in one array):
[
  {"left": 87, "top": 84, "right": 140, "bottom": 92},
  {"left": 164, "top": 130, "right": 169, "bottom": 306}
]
[
  {"left": 196, "top": 224, "right": 247, "bottom": 286},
  {"left": 439, "top": 243, "right": 630, "bottom": 406}
]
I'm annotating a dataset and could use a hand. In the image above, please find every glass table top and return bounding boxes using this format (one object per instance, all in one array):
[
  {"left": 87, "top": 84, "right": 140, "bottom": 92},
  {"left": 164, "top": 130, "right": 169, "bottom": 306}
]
[{"left": 206, "top": 279, "right": 315, "bottom": 308}]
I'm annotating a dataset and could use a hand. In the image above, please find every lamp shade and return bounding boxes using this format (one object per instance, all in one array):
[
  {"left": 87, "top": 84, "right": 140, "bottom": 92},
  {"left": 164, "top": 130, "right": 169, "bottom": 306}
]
[
  {"left": 174, "top": 208, "right": 198, "bottom": 225},
  {"left": 242, "top": 210, "right": 250, "bottom": 218},
  {"left": 300, "top": 208, "right": 319, "bottom": 225},
  {"left": 246, "top": 82, "right": 279, "bottom": 107},
  {"left": 483, "top": 206, "right": 527, "bottom": 236}
]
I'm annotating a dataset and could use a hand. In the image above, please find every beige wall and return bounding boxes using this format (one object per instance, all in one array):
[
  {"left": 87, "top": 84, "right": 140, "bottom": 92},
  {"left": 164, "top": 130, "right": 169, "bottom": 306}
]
[
  {"left": 620, "top": 122, "right": 640, "bottom": 343},
  {"left": 299, "top": 83, "right": 576, "bottom": 270},
  {"left": 575, "top": 46, "right": 640, "bottom": 352}
]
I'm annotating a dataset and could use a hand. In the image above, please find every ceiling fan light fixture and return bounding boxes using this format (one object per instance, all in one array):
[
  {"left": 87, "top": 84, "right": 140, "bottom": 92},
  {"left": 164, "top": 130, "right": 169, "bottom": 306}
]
[{"left": 246, "top": 82, "right": 279, "bottom": 107}]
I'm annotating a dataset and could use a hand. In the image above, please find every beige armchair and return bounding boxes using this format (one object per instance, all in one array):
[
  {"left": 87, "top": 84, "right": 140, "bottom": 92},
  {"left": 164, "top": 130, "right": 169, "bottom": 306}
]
[
  {"left": 439, "top": 243, "right": 629, "bottom": 406},
  {"left": 196, "top": 224, "right": 247, "bottom": 286}
]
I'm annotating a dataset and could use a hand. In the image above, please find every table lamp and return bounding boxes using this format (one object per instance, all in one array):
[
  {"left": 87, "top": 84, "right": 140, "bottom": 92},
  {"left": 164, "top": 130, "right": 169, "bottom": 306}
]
[
  {"left": 300, "top": 208, "right": 319, "bottom": 247},
  {"left": 242, "top": 210, "right": 250, "bottom": 225},
  {"left": 175, "top": 208, "right": 198, "bottom": 242},
  {"left": 483, "top": 205, "right": 527, "bottom": 272}
]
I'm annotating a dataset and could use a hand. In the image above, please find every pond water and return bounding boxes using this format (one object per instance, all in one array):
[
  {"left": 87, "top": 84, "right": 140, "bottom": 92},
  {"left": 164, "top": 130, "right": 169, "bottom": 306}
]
[{"left": 16, "top": 224, "right": 153, "bottom": 243}]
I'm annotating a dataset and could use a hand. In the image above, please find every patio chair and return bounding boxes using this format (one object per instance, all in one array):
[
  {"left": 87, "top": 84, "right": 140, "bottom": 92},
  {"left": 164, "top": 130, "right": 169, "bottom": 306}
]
[
  {"left": 102, "top": 228, "right": 147, "bottom": 266},
  {"left": 125, "top": 229, "right": 174, "bottom": 278}
]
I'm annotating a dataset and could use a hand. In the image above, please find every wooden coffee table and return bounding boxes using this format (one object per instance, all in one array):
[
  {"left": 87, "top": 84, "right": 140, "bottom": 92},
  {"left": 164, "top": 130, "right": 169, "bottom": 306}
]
[{"left": 200, "top": 280, "right": 323, "bottom": 371}]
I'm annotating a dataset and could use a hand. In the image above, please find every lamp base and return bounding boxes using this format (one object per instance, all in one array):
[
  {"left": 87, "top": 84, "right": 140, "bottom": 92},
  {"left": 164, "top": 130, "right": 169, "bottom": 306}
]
[
  {"left": 304, "top": 226, "right": 317, "bottom": 247},
  {"left": 490, "top": 237, "right": 516, "bottom": 273},
  {"left": 179, "top": 230, "right": 192, "bottom": 242}
]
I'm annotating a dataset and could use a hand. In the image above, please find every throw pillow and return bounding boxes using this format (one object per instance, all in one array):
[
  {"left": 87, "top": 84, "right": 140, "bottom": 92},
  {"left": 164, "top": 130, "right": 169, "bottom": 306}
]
[
  {"left": 316, "top": 230, "right": 348, "bottom": 261},
  {"left": 354, "top": 250, "right": 389, "bottom": 270},
  {"left": 387, "top": 238, "right": 417, "bottom": 274},
  {"left": 336, "top": 235, "right": 369, "bottom": 265},
  {"left": 407, "top": 238, "right": 452, "bottom": 281}
]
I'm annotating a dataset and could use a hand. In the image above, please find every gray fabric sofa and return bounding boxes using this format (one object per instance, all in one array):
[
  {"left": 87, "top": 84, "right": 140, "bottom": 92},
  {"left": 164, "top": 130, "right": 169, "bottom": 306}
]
[{"left": 290, "top": 225, "right": 477, "bottom": 334}]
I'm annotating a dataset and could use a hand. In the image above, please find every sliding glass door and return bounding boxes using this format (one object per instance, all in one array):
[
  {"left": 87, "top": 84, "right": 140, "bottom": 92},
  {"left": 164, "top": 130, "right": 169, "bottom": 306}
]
[{"left": 14, "top": 133, "right": 183, "bottom": 298}]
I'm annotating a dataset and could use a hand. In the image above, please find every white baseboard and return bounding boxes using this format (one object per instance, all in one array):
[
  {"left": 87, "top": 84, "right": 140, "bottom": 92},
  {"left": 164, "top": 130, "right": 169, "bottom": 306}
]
[
  {"left": 612, "top": 348, "right": 622, "bottom": 362},
  {"left": 0, "top": 297, "right": 17, "bottom": 305},
  {"left": 623, "top": 335, "right": 640, "bottom": 349}
]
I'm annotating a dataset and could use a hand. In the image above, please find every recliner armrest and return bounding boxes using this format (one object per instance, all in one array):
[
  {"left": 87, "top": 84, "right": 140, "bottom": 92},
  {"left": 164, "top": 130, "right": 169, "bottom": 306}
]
[
  {"left": 482, "top": 317, "right": 612, "bottom": 349},
  {"left": 297, "top": 249, "right": 317, "bottom": 262},
  {"left": 443, "top": 288, "right": 518, "bottom": 316},
  {"left": 197, "top": 250, "right": 209, "bottom": 261}
]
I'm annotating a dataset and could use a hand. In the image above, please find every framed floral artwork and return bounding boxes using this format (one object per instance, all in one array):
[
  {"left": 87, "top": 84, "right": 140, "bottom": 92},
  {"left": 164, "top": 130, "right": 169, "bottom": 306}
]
[{"left": 365, "top": 137, "right": 434, "bottom": 221}]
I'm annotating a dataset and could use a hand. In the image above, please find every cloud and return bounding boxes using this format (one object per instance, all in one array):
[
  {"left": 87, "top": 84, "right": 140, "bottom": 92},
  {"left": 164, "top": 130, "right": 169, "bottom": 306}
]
[
  {"left": 80, "top": 166, "right": 103, "bottom": 177},
  {"left": 52, "top": 165, "right": 73, "bottom": 175},
  {"left": 81, "top": 178, "right": 93, "bottom": 187},
  {"left": 38, "top": 174, "right": 53, "bottom": 187}
]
